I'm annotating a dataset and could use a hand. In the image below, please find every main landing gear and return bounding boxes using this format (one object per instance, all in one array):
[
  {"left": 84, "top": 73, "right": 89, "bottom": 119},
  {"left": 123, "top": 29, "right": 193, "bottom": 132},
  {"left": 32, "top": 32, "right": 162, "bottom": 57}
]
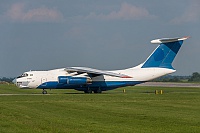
[
  {"left": 42, "top": 89, "right": 47, "bottom": 94},
  {"left": 84, "top": 87, "right": 102, "bottom": 94},
  {"left": 93, "top": 88, "right": 102, "bottom": 93}
]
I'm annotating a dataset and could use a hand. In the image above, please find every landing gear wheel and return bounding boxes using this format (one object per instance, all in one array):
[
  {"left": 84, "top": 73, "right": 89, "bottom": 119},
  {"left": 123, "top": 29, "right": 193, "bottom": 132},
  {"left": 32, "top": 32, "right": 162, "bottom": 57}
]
[
  {"left": 84, "top": 88, "right": 92, "bottom": 94},
  {"left": 42, "top": 90, "right": 47, "bottom": 94},
  {"left": 94, "top": 88, "right": 102, "bottom": 93},
  {"left": 97, "top": 88, "right": 102, "bottom": 93}
]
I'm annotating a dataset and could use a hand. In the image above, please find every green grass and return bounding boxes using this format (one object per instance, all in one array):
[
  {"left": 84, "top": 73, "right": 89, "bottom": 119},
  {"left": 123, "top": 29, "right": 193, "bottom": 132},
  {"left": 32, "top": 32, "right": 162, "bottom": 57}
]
[{"left": 0, "top": 84, "right": 200, "bottom": 133}]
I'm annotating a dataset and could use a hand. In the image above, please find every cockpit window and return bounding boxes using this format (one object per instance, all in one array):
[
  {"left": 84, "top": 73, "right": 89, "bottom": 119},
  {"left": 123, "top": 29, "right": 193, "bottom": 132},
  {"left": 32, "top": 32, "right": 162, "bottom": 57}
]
[{"left": 17, "top": 73, "right": 28, "bottom": 78}]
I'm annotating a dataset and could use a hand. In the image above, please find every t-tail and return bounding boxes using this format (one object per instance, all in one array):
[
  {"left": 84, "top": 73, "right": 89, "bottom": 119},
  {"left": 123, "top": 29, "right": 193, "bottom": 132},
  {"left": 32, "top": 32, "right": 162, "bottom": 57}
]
[{"left": 141, "top": 36, "right": 189, "bottom": 69}]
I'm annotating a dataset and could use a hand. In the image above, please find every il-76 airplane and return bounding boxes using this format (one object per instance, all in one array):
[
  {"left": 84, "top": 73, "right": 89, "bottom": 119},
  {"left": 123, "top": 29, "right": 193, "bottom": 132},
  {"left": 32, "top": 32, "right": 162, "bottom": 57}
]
[{"left": 13, "top": 36, "right": 189, "bottom": 94}]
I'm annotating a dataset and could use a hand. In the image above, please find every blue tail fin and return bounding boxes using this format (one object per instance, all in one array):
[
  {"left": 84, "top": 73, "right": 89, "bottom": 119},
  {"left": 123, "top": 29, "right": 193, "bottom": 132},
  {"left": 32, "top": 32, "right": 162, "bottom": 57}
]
[{"left": 142, "top": 37, "right": 189, "bottom": 69}]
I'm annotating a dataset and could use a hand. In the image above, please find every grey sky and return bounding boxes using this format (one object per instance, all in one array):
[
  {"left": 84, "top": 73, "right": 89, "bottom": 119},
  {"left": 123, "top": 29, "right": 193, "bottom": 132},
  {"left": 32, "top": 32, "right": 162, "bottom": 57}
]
[{"left": 0, "top": 0, "right": 199, "bottom": 77}]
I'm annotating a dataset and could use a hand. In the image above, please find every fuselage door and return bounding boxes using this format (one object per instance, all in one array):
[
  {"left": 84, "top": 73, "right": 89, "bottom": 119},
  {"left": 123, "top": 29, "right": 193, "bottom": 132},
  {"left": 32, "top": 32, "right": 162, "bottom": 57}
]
[{"left": 41, "top": 78, "right": 47, "bottom": 84}]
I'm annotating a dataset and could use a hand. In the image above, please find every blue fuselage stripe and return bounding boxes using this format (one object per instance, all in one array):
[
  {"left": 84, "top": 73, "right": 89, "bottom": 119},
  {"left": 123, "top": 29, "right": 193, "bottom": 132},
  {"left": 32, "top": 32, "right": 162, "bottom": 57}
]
[{"left": 37, "top": 81, "right": 144, "bottom": 91}]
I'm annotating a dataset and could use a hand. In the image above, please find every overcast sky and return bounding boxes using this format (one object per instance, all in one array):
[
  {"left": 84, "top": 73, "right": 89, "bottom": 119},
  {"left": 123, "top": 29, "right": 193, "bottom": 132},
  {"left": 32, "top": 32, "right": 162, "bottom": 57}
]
[{"left": 0, "top": 0, "right": 200, "bottom": 77}]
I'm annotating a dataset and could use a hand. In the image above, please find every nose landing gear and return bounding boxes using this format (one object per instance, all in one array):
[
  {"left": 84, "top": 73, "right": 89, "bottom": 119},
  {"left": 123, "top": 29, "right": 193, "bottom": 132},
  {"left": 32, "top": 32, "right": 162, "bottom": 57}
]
[{"left": 42, "top": 89, "right": 47, "bottom": 94}]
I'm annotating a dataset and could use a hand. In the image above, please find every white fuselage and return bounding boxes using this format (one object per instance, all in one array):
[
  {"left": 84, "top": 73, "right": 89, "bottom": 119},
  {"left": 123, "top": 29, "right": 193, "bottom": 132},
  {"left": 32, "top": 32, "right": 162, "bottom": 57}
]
[{"left": 14, "top": 65, "right": 175, "bottom": 89}]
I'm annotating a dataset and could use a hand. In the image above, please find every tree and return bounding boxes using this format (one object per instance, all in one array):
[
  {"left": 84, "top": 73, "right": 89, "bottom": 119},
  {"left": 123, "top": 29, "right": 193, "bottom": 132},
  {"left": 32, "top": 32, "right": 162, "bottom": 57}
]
[
  {"left": 0, "top": 77, "right": 14, "bottom": 83},
  {"left": 188, "top": 72, "right": 200, "bottom": 82}
]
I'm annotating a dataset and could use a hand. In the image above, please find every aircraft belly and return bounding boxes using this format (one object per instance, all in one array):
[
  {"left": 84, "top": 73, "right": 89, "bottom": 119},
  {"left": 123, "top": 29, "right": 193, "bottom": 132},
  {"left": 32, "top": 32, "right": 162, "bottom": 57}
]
[{"left": 37, "top": 80, "right": 143, "bottom": 90}]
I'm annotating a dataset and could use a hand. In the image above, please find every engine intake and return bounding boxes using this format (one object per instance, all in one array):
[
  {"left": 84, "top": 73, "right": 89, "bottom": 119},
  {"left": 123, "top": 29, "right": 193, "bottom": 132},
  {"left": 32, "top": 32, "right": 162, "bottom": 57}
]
[{"left": 58, "top": 76, "right": 92, "bottom": 85}]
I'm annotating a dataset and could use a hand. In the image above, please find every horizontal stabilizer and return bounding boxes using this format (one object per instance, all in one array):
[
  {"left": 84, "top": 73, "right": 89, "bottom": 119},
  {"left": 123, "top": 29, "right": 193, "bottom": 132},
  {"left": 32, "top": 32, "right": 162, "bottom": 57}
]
[{"left": 151, "top": 36, "right": 190, "bottom": 44}]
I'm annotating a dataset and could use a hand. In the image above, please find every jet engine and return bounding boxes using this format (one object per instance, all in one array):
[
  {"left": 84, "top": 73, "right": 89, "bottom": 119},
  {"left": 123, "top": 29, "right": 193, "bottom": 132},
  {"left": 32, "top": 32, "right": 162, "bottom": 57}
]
[{"left": 58, "top": 76, "right": 92, "bottom": 85}]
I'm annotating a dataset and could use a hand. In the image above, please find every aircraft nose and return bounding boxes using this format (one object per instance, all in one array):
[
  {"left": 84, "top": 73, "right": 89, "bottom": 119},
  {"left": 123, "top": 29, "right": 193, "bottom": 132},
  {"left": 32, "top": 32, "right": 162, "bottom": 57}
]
[{"left": 12, "top": 78, "right": 16, "bottom": 84}]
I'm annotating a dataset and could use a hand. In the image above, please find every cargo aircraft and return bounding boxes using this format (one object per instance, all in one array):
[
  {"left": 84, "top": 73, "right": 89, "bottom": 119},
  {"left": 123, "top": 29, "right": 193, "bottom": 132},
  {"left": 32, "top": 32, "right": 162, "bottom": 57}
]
[{"left": 13, "top": 37, "right": 189, "bottom": 94}]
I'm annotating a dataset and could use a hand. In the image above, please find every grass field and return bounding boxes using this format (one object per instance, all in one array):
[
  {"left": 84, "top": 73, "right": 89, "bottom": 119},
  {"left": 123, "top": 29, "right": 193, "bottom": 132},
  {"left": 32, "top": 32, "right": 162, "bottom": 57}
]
[{"left": 0, "top": 84, "right": 200, "bottom": 133}]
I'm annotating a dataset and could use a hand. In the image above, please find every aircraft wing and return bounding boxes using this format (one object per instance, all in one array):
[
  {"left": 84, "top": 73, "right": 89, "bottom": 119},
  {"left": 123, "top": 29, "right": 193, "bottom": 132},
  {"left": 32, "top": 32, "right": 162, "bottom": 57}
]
[{"left": 65, "top": 67, "right": 132, "bottom": 78}]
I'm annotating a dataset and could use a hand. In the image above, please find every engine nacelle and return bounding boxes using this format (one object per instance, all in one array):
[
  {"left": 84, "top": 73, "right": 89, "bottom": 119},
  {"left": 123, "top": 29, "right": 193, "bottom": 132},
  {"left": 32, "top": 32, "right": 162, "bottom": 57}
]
[{"left": 58, "top": 76, "right": 92, "bottom": 85}]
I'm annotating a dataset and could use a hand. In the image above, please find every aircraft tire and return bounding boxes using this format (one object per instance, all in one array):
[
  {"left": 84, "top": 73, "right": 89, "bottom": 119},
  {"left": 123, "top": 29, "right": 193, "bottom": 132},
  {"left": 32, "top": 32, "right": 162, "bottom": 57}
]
[
  {"left": 84, "top": 88, "right": 92, "bottom": 94},
  {"left": 94, "top": 88, "right": 102, "bottom": 93},
  {"left": 42, "top": 90, "right": 47, "bottom": 94},
  {"left": 97, "top": 89, "right": 102, "bottom": 93}
]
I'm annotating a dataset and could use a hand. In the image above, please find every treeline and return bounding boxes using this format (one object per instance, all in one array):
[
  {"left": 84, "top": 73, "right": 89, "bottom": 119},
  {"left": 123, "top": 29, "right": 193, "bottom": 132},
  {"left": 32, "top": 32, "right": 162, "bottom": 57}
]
[
  {"left": 0, "top": 77, "right": 14, "bottom": 83},
  {"left": 152, "top": 72, "right": 200, "bottom": 82},
  {"left": 152, "top": 75, "right": 189, "bottom": 82}
]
